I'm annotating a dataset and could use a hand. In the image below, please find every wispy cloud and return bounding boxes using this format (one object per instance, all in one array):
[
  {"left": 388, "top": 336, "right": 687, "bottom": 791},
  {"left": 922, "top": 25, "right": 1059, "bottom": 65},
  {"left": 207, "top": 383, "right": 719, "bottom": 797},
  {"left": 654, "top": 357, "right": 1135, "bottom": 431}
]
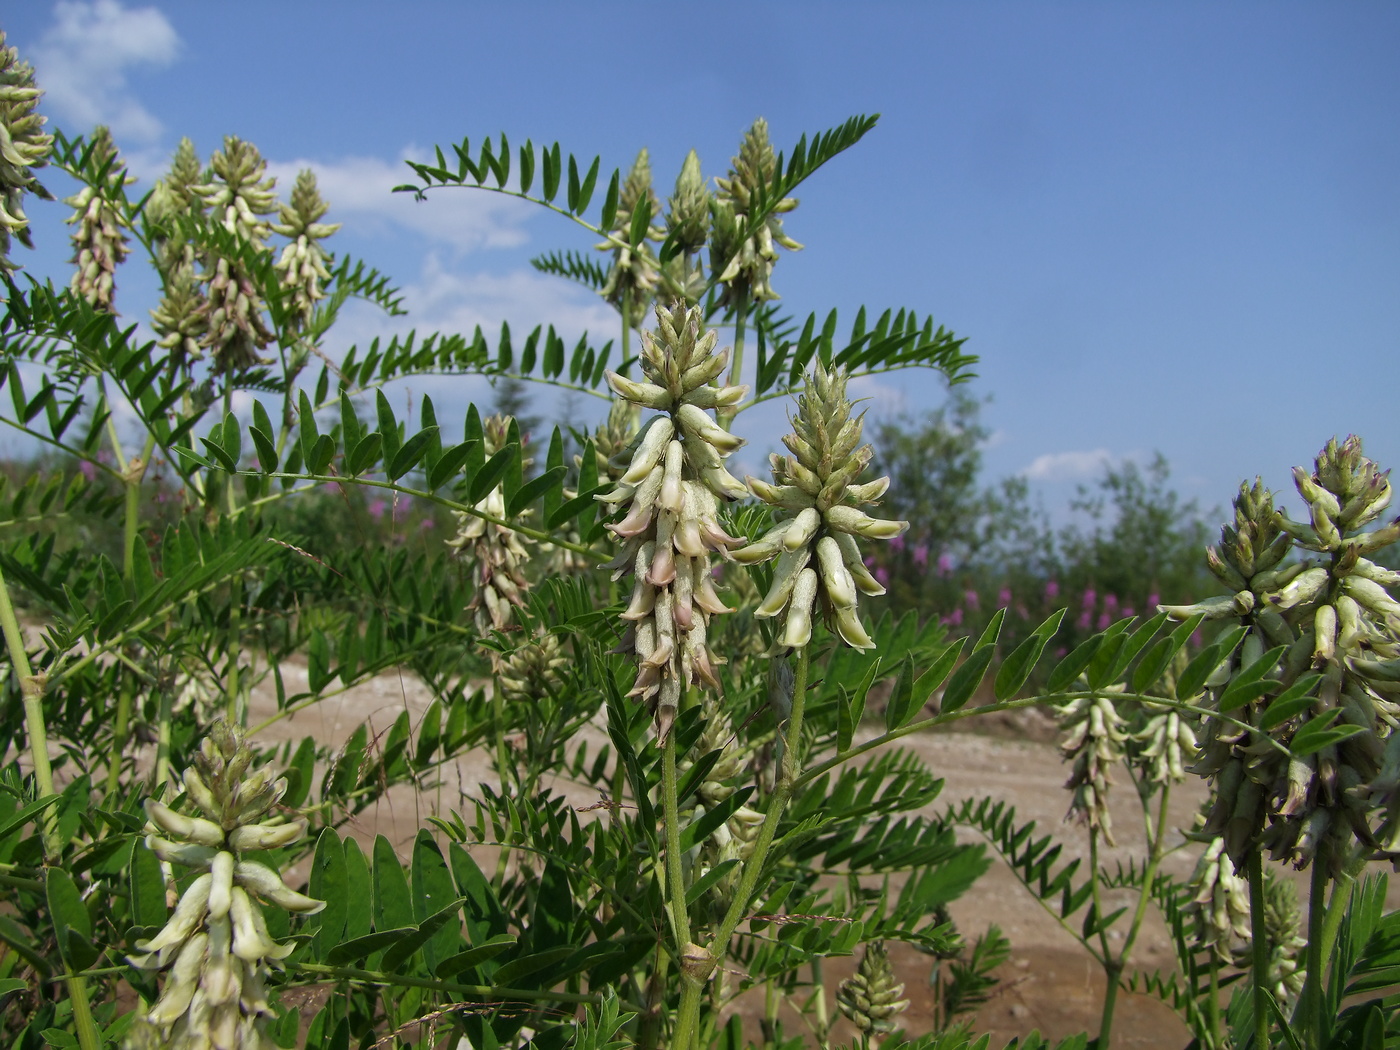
[
  {"left": 32, "top": 0, "right": 179, "bottom": 143},
  {"left": 267, "top": 155, "right": 535, "bottom": 255},
  {"left": 1021, "top": 448, "right": 1115, "bottom": 482}
]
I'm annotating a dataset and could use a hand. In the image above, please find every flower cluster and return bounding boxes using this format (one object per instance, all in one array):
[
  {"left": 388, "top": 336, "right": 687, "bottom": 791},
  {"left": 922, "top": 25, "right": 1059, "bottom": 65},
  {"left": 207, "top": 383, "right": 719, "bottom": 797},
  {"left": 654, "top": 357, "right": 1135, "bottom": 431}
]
[
  {"left": 596, "top": 148, "right": 663, "bottom": 327},
  {"left": 446, "top": 414, "right": 533, "bottom": 635},
  {"left": 146, "top": 139, "right": 210, "bottom": 364},
  {"left": 733, "top": 361, "right": 906, "bottom": 651},
  {"left": 837, "top": 941, "right": 910, "bottom": 1036},
  {"left": 598, "top": 301, "right": 748, "bottom": 741},
  {"left": 63, "top": 126, "right": 133, "bottom": 311},
  {"left": 709, "top": 118, "right": 801, "bottom": 306},
  {"left": 677, "top": 702, "right": 764, "bottom": 912},
  {"left": 193, "top": 137, "right": 278, "bottom": 372},
  {"left": 1184, "top": 836, "right": 1251, "bottom": 964},
  {"left": 271, "top": 169, "right": 339, "bottom": 331},
  {"left": 0, "top": 31, "right": 53, "bottom": 274},
  {"left": 1056, "top": 693, "right": 1128, "bottom": 844},
  {"left": 129, "top": 723, "right": 322, "bottom": 1050},
  {"left": 495, "top": 630, "right": 567, "bottom": 705},
  {"left": 1163, "top": 438, "right": 1400, "bottom": 873}
]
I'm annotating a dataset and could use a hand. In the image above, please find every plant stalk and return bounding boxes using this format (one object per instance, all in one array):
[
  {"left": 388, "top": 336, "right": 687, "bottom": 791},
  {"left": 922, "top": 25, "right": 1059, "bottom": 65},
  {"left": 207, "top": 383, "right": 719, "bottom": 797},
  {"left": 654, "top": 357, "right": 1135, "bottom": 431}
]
[
  {"left": 0, "top": 568, "right": 99, "bottom": 1050},
  {"left": 1247, "top": 850, "right": 1271, "bottom": 1050},
  {"left": 674, "top": 646, "right": 811, "bottom": 1049},
  {"left": 718, "top": 286, "right": 749, "bottom": 430},
  {"left": 1301, "top": 846, "right": 1329, "bottom": 1046}
]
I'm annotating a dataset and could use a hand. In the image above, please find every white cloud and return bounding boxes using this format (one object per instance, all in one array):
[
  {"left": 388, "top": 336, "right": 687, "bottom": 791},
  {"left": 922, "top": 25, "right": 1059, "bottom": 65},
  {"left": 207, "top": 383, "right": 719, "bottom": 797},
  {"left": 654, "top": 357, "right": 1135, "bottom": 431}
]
[
  {"left": 33, "top": 0, "right": 179, "bottom": 143},
  {"left": 1021, "top": 448, "right": 1115, "bottom": 482},
  {"left": 267, "top": 156, "right": 535, "bottom": 254}
]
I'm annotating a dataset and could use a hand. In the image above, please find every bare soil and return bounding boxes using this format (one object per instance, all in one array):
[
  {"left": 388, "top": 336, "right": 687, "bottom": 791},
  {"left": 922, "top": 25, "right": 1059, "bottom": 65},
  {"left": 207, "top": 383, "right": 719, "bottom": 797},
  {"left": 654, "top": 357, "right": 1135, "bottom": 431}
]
[{"left": 244, "top": 665, "right": 1350, "bottom": 1049}]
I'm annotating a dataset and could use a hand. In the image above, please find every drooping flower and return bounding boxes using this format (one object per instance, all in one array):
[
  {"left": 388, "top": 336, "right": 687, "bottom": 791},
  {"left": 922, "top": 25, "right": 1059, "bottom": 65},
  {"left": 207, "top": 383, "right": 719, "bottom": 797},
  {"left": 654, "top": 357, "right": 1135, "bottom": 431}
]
[
  {"left": 193, "top": 137, "right": 278, "bottom": 372},
  {"left": 63, "top": 126, "right": 133, "bottom": 311},
  {"left": 446, "top": 414, "right": 533, "bottom": 636},
  {"left": 0, "top": 32, "right": 54, "bottom": 274}
]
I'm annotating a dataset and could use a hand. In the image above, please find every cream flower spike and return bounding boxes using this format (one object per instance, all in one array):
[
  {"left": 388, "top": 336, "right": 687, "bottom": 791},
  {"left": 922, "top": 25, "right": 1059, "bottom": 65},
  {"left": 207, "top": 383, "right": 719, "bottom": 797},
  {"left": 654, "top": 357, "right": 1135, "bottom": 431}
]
[
  {"left": 128, "top": 722, "right": 320, "bottom": 1050},
  {"left": 598, "top": 300, "right": 749, "bottom": 742},
  {"left": 733, "top": 360, "right": 907, "bottom": 651}
]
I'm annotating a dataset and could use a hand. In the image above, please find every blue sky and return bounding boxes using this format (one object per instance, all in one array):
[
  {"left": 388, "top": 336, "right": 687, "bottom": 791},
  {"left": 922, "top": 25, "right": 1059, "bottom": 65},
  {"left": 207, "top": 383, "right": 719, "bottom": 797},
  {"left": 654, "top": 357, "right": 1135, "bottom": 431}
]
[{"left": 5, "top": 1, "right": 1398, "bottom": 528}]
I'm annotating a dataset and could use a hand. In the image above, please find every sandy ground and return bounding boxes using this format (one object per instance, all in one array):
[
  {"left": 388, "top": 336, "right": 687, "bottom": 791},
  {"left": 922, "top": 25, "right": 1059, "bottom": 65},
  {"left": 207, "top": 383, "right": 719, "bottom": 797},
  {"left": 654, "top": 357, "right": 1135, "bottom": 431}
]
[{"left": 245, "top": 663, "right": 1374, "bottom": 1049}]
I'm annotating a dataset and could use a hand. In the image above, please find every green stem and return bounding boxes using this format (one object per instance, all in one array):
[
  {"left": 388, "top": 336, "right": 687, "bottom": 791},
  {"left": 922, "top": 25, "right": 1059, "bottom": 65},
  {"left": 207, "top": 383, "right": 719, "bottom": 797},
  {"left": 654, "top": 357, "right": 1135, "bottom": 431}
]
[
  {"left": 492, "top": 676, "right": 514, "bottom": 884},
  {"left": 1316, "top": 852, "right": 1363, "bottom": 986},
  {"left": 661, "top": 728, "right": 692, "bottom": 952},
  {"left": 1207, "top": 965, "right": 1223, "bottom": 1050},
  {"left": 0, "top": 564, "right": 59, "bottom": 856},
  {"left": 104, "top": 674, "right": 133, "bottom": 799},
  {"left": 718, "top": 286, "right": 749, "bottom": 430},
  {"left": 293, "top": 961, "right": 599, "bottom": 1003},
  {"left": 1301, "top": 847, "right": 1329, "bottom": 1046},
  {"left": 674, "top": 647, "right": 811, "bottom": 1048},
  {"left": 1247, "top": 851, "right": 1271, "bottom": 1050},
  {"left": 65, "top": 974, "right": 103, "bottom": 1050},
  {"left": 154, "top": 679, "right": 174, "bottom": 794},
  {"left": 1089, "top": 827, "right": 1119, "bottom": 1049},
  {"left": 226, "top": 576, "right": 243, "bottom": 723},
  {"left": 0, "top": 571, "right": 100, "bottom": 1050}
]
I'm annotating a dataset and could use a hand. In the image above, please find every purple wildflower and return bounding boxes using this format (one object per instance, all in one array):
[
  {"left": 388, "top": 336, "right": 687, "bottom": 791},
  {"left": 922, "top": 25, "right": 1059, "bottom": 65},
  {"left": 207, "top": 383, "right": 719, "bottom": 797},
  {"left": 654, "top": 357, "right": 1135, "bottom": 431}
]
[
  {"left": 913, "top": 543, "right": 929, "bottom": 568},
  {"left": 964, "top": 589, "right": 980, "bottom": 610},
  {"left": 368, "top": 498, "right": 387, "bottom": 521},
  {"left": 875, "top": 566, "right": 890, "bottom": 587},
  {"left": 1045, "top": 579, "right": 1060, "bottom": 602},
  {"left": 998, "top": 586, "right": 1013, "bottom": 608}
]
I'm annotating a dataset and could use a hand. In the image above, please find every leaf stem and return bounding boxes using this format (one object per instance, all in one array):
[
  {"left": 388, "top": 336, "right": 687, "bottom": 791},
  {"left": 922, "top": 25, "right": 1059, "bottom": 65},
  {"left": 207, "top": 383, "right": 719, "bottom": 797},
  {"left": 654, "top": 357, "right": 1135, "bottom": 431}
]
[{"left": 292, "top": 961, "right": 599, "bottom": 1004}]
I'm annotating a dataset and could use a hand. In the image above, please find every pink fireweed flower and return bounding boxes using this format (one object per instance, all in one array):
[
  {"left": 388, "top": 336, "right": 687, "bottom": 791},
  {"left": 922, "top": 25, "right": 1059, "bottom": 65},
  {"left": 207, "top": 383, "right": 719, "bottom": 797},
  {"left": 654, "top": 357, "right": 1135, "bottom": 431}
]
[
  {"left": 913, "top": 544, "right": 929, "bottom": 568},
  {"left": 942, "top": 607, "right": 964, "bottom": 627},
  {"left": 1077, "top": 609, "right": 1093, "bottom": 631},
  {"left": 78, "top": 459, "right": 97, "bottom": 482},
  {"left": 964, "top": 589, "right": 980, "bottom": 610},
  {"left": 1082, "top": 587, "right": 1097, "bottom": 610},
  {"left": 937, "top": 553, "right": 953, "bottom": 576},
  {"left": 1104, "top": 593, "right": 1119, "bottom": 615},
  {"left": 1098, "top": 611, "right": 1112, "bottom": 631},
  {"left": 998, "top": 586, "right": 1013, "bottom": 608},
  {"left": 889, "top": 533, "right": 905, "bottom": 553},
  {"left": 1045, "top": 579, "right": 1060, "bottom": 602},
  {"left": 367, "top": 498, "right": 387, "bottom": 521},
  {"left": 1121, "top": 606, "right": 1135, "bottom": 619},
  {"left": 1147, "top": 592, "right": 1160, "bottom": 610},
  {"left": 875, "top": 566, "right": 890, "bottom": 587}
]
